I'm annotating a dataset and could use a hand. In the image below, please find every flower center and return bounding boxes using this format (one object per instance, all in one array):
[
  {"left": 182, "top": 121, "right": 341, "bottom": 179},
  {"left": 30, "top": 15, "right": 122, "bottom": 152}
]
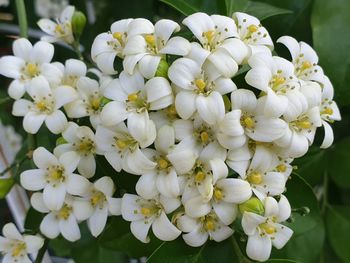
[
  {"left": 201, "top": 213, "right": 218, "bottom": 231},
  {"left": 214, "top": 187, "right": 223, "bottom": 201},
  {"left": 90, "top": 97, "right": 101, "bottom": 111},
  {"left": 48, "top": 166, "right": 64, "bottom": 183},
  {"left": 195, "top": 79, "right": 206, "bottom": 93},
  {"left": 55, "top": 24, "right": 66, "bottom": 35},
  {"left": 194, "top": 170, "right": 206, "bottom": 183},
  {"left": 26, "top": 63, "right": 39, "bottom": 77},
  {"left": 126, "top": 92, "right": 149, "bottom": 113},
  {"left": 90, "top": 191, "right": 106, "bottom": 207},
  {"left": 112, "top": 32, "right": 123, "bottom": 44},
  {"left": 321, "top": 107, "right": 333, "bottom": 116},
  {"left": 241, "top": 115, "right": 255, "bottom": 129},
  {"left": 11, "top": 241, "right": 26, "bottom": 257},
  {"left": 247, "top": 171, "right": 262, "bottom": 184},
  {"left": 157, "top": 157, "right": 169, "bottom": 170},
  {"left": 260, "top": 223, "right": 276, "bottom": 235},
  {"left": 114, "top": 136, "right": 138, "bottom": 152},
  {"left": 291, "top": 116, "right": 312, "bottom": 131},
  {"left": 58, "top": 204, "right": 72, "bottom": 220},
  {"left": 76, "top": 137, "right": 95, "bottom": 155},
  {"left": 248, "top": 24, "right": 258, "bottom": 33},
  {"left": 276, "top": 164, "right": 287, "bottom": 173},
  {"left": 271, "top": 74, "right": 286, "bottom": 91}
]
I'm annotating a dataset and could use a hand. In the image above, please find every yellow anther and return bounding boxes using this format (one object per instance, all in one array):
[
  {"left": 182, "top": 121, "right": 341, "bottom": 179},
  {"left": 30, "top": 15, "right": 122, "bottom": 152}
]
[
  {"left": 116, "top": 139, "right": 127, "bottom": 149},
  {"left": 243, "top": 116, "right": 255, "bottom": 129},
  {"left": 248, "top": 24, "right": 258, "bottom": 33},
  {"left": 302, "top": 61, "right": 312, "bottom": 69},
  {"left": 36, "top": 101, "right": 47, "bottom": 111},
  {"left": 260, "top": 223, "right": 276, "bottom": 235},
  {"left": 145, "top": 34, "right": 155, "bottom": 46},
  {"left": 50, "top": 169, "right": 63, "bottom": 181},
  {"left": 26, "top": 63, "right": 39, "bottom": 76},
  {"left": 204, "top": 30, "right": 215, "bottom": 42},
  {"left": 12, "top": 242, "right": 26, "bottom": 257},
  {"left": 112, "top": 32, "right": 123, "bottom": 42},
  {"left": 195, "top": 79, "right": 206, "bottom": 92},
  {"left": 276, "top": 164, "right": 287, "bottom": 173},
  {"left": 204, "top": 220, "right": 215, "bottom": 231},
  {"left": 195, "top": 171, "right": 205, "bottom": 183},
  {"left": 272, "top": 76, "right": 285, "bottom": 86},
  {"left": 167, "top": 105, "right": 177, "bottom": 116},
  {"left": 91, "top": 97, "right": 100, "bottom": 110},
  {"left": 200, "top": 131, "right": 209, "bottom": 143},
  {"left": 214, "top": 188, "right": 223, "bottom": 201},
  {"left": 141, "top": 207, "right": 152, "bottom": 216},
  {"left": 158, "top": 158, "right": 169, "bottom": 169},
  {"left": 55, "top": 24, "right": 65, "bottom": 35},
  {"left": 128, "top": 93, "right": 138, "bottom": 101},
  {"left": 58, "top": 205, "right": 71, "bottom": 220},
  {"left": 247, "top": 171, "right": 262, "bottom": 185},
  {"left": 321, "top": 107, "right": 333, "bottom": 115},
  {"left": 90, "top": 191, "right": 105, "bottom": 206},
  {"left": 296, "top": 120, "right": 312, "bottom": 129}
]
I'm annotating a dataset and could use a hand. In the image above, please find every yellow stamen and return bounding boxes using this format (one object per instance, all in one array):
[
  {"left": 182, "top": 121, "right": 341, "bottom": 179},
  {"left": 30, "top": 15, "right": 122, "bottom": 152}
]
[
  {"left": 145, "top": 34, "right": 155, "bottom": 46},
  {"left": 276, "top": 164, "right": 287, "bottom": 173},
  {"left": 195, "top": 171, "right": 205, "bottom": 183},
  {"left": 90, "top": 191, "right": 106, "bottom": 206},
  {"left": 302, "top": 61, "right": 312, "bottom": 70},
  {"left": 200, "top": 131, "right": 209, "bottom": 143},
  {"left": 272, "top": 76, "right": 285, "bottom": 87},
  {"left": 116, "top": 139, "right": 127, "bottom": 149},
  {"left": 214, "top": 188, "right": 223, "bottom": 201},
  {"left": 296, "top": 120, "right": 312, "bottom": 129},
  {"left": 58, "top": 205, "right": 71, "bottom": 220},
  {"left": 91, "top": 97, "right": 100, "bottom": 110},
  {"left": 128, "top": 93, "right": 138, "bottom": 101},
  {"left": 243, "top": 116, "right": 255, "bottom": 129},
  {"left": 141, "top": 207, "right": 152, "bottom": 216},
  {"left": 26, "top": 63, "right": 39, "bottom": 76},
  {"left": 158, "top": 158, "right": 169, "bottom": 169},
  {"left": 50, "top": 169, "right": 63, "bottom": 181},
  {"left": 36, "top": 101, "right": 47, "bottom": 111},
  {"left": 247, "top": 171, "right": 262, "bottom": 185},
  {"left": 55, "top": 24, "right": 65, "bottom": 35},
  {"left": 195, "top": 79, "right": 206, "bottom": 92},
  {"left": 112, "top": 32, "right": 123, "bottom": 42},
  {"left": 204, "top": 30, "right": 215, "bottom": 42},
  {"left": 260, "top": 223, "right": 276, "bottom": 235},
  {"left": 248, "top": 24, "right": 258, "bottom": 33},
  {"left": 205, "top": 219, "right": 215, "bottom": 231},
  {"left": 12, "top": 242, "right": 26, "bottom": 257},
  {"left": 321, "top": 107, "right": 333, "bottom": 115}
]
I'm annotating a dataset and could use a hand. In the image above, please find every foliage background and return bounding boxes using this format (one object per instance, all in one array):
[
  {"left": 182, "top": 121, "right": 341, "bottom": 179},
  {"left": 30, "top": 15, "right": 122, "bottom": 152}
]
[{"left": 0, "top": 0, "right": 349, "bottom": 262}]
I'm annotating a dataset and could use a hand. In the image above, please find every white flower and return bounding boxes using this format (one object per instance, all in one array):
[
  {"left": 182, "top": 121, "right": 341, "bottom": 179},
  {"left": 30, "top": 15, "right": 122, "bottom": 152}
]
[
  {"left": 0, "top": 223, "right": 43, "bottom": 263},
  {"left": 121, "top": 193, "right": 181, "bottom": 243},
  {"left": 91, "top": 19, "right": 134, "bottom": 74},
  {"left": 233, "top": 12, "right": 273, "bottom": 55},
  {"left": 101, "top": 70, "right": 173, "bottom": 127},
  {"left": 54, "top": 122, "right": 98, "bottom": 178},
  {"left": 0, "top": 38, "right": 62, "bottom": 99},
  {"left": 242, "top": 196, "right": 293, "bottom": 262},
  {"left": 12, "top": 76, "right": 76, "bottom": 134},
  {"left": 65, "top": 76, "right": 104, "bottom": 128},
  {"left": 37, "top": 5, "right": 75, "bottom": 44},
  {"left": 73, "top": 176, "right": 121, "bottom": 237},
  {"left": 245, "top": 52, "right": 302, "bottom": 117},
  {"left": 123, "top": 19, "right": 191, "bottom": 78},
  {"left": 226, "top": 142, "right": 253, "bottom": 177},
  {"left": 20, "top": 147, "right": 91, "bottom": 210},
  {"left": 319, "top": 76, "right": 341, "bottom": 148},
  {"left": 176, "top": 210, "right": 233, "bottom": 247},
  {"left": 96, "top": 122, "right": 156, "bottom": 175},
  {"left": 31, "top": 193, "right": 81, "bottom": 242},
  {"left": 169, "top": 57, "right": 236, "bottom": 124},
  {"left": 277, "top": 36, "right": 324, "bottom": 82},
  {"left": 53, "top": 58, "right": 87, "bottom": 89},
  {"left": 34, "top": 0, "right": 69, "bottom": 19},
  {"left": 230, "top": 89, "right": 287, "bottom": 142},
  {"left": 183, "top": 12, "right": 249, "bottom": 77}
]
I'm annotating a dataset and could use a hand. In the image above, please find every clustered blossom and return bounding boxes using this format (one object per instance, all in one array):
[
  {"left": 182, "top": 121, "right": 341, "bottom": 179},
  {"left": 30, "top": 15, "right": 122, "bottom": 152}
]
[{"left": 0, "top": 7, "right": 341, "bottom": 262}]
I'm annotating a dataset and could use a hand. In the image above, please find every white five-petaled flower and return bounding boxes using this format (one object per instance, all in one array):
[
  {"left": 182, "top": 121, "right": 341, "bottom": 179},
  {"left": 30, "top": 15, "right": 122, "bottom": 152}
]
[
  {"left": 0, "top": 223, "right": 44, "bottom": 263},
  {"left": 12, "top": 76, "right": 76, "bottom": 134},
  {"left": 121, "top": 193, "right": 181, "bottom": 243},
  {"left": 123, "top": 19, "right": 191, "bottom": 78},
  {"left": 37, "top": 5, "right": 75, "bottom": 44},
  {"left": 73, "top": 176, "right": 121, "bottom": 237},
  {"left": 233, "top": 12, "right": 273, "bottom": 55},
  {"left": 31, "top": 193, "right": 81, "bottom": 242},
  {"left": 101, "top": 70, "right": 173, "bottom": 127},
  {"left": 20, "top": 147, "right": 91, "bottom": 210},
  {"left": 242, "top": 195, "right": 293, "bottom": 262},
  {"left": 169, "top": 57, "right": 236, "bottom": 124},
  {"left": 53, "top": 58, "right": 87, "bottom": 89},
  {"left": 176, "top": 210, "right": 234, "bottom": 247},
  {"left": 54, "top": 122, "right": 98, "bottom": 178},
  {"left": 0, "top": 38, "right": 62, "bottom": 99},
  {"left": 183, "top": 12, "right": 249, "bottom": 78}
]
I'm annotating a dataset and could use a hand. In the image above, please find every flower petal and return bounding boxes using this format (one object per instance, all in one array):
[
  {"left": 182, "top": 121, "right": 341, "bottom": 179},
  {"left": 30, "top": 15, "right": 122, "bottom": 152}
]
[
  {"left": 20, "top": 169, "right": 46, "bottom": 191},
  {"left": 88, "top": 206, "right": 108, "bottom": 237},
  {"left": 246, "top": 233, "right": 272, "bottom": 262},
  {"left": 40, "top": 213, "right": 60, "bottom": 239},
  {"left": 59, "top": 214, "right": 81, "bottom": 242},
  {"left": 152, "top": 212, "right": 181, "bottom": 241}
]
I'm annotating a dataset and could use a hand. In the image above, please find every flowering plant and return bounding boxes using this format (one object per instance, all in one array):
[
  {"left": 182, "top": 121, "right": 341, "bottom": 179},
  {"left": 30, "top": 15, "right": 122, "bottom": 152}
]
[{"left": 0, "top": 0, "right": 349, "bottom": 263}]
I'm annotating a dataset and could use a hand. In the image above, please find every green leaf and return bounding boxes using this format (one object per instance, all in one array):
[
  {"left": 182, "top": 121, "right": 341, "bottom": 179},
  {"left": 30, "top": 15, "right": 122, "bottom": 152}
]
[
  {"left": 159, "top": 0, "right": 199, "bottom": 16},
  {"left": 0, "top": 178, "right": 15, "bottom": 198},
  {"left": 271, "top": 174, "right": 324, "bottom": 262},
  {"left": 326, "top": 205, "right": 350, "bottom": 263},
  {"left": 267, "top": 260, "right": 300, "bottom": 263},
  {"left": 225, "top": 0, "right": 249, "bottom": 16},
  {"left": 24, "top": 207, "right": 44, "bottom": 231},
  {"left": 312, "top": 0, "right": 350, "bottom": 106},
  {"left": 328, "top": 137, "right": 350, "bottom": 188}
]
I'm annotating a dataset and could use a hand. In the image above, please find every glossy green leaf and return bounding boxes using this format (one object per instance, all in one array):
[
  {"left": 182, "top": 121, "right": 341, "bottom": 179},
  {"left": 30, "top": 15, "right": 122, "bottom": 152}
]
[
  {"left": 225, "top": 0, "right": 249, "bottom": 16},
  {"left": 267, "top": 260, "right": 300, "bottom": 263},
  {"left": 159, "top": 0, "right": 199, "bottom": 16},
  {"left": 24, "top": 207, "right": 45, "bottom": 231},
  {"left": 0, "top": 178, "right": 15, "bottom": 198},
  {"left": 326, "top": 205, "right": 350, "bottom": 263},
  {"left": 312, "top": 0, "right": 350, "bottom": 106},
  {"left": 328, "top": 137, "right": 350, "bottom": 188}
]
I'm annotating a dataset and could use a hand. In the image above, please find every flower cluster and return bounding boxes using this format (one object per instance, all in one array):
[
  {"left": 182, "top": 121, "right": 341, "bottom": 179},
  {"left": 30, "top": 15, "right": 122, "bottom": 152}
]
[{"left": 0, "top": 6, "right": 340, "bottom": 262}]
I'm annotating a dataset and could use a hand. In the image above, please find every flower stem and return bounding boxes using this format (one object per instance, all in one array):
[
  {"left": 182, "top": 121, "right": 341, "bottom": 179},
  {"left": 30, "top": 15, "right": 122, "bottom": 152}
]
[
  {"left": 0, "top": 154, "right": 29, "bottom": 176},
  {"left": 34, "top": 239, "right": 49, "bottom": 263},
  {"left": 72, "top": 41, "right": 84, "bottom": 61},
  {"left": 15, "top": 0, "right": 28, "bottom": 38}
]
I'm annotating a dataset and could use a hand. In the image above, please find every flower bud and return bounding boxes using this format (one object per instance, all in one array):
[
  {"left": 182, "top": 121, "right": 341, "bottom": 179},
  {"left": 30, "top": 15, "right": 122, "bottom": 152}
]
[
  {"left": 72, "top": 11, "right": 86, "bottom": 39},
  {"left": 56, "top": 137, "right": 67, "bottom": 145},
  {"left": 239, "top": 197, "right": 264, "bottom": 215},
  {"left": 155, "top": 59, "right": 169, "bottom": 78}
]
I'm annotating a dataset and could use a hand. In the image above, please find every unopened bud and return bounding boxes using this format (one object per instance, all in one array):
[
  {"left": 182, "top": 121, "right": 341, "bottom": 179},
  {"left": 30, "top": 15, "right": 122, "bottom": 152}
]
[
  {"left": 72, "top": 11, "right": 86, "bottom": 39},
  {"left": 239, "top": 197, "right": 264, "bottom": 215},
  {"left": 56, "top": 137, "right": 67, "bottom": 146},
  {"left": 155, "top": 59, "right": 169, "bottom": 78}
]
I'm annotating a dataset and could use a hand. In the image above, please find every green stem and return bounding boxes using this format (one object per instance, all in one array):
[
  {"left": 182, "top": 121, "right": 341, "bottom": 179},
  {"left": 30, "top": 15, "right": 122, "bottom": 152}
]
[
  {"left": 34, "top": 239, "right": 49, "bottom": 263},
  {"left": 0, "top": 97, "right": 11, "bottom": 105},
  {"left": 0, "top": 154, "right": 28, "bottom": 176},
  {"left": 72, "top": 40, "right": 84, "bottom": 61},
  {"left": 230, "top": 236, "right": 252, "bottom": 263},
  {"left": 15, "top": 0, "right": 28, "bottom": 38}
]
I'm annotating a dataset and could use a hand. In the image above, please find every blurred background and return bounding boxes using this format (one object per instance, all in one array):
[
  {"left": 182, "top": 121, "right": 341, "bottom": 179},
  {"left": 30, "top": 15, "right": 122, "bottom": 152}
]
[{"left": 0, "top": 0, "right": 349, "bottom": 262}]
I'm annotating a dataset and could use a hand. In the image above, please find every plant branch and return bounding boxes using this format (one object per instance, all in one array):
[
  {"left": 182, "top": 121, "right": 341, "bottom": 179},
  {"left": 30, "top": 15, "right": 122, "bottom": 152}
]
[
  {"left": 34, "top": 238, "right": 49, "bottom": 263},
  {"left": 15, "top": 0, "right": 28, "bottom": 38},
  {"left": 0, "top": 154, "right": 29, "bottom": 176}
]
